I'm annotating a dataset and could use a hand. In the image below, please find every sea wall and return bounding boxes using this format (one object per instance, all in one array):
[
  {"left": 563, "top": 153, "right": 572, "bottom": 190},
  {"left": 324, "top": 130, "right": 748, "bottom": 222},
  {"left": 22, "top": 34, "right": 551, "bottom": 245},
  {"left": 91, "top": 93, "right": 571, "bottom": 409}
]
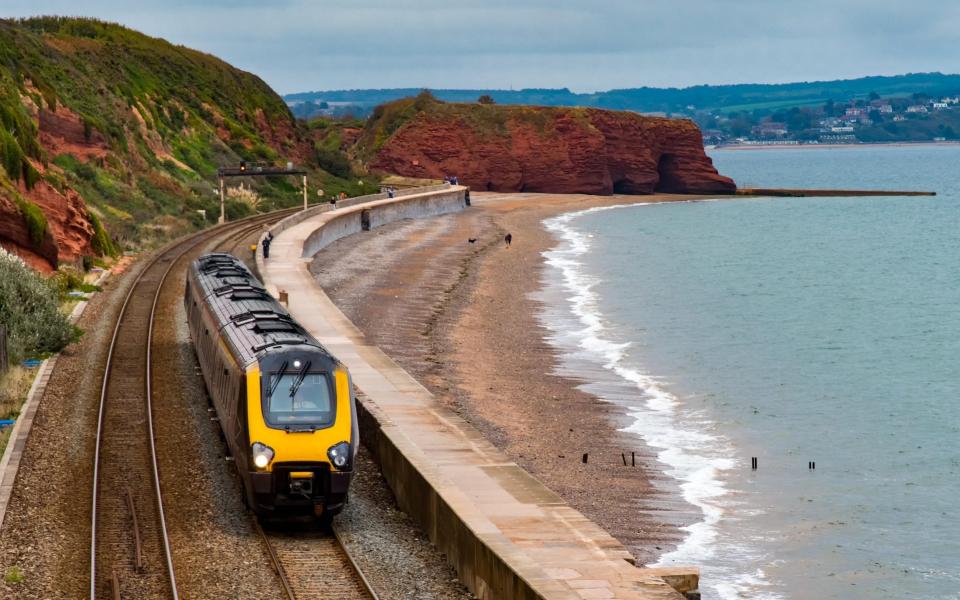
[
  {"left": 300, "top": 186, "right": 467, "bottom": 258},
  {"left": 258, "top": 188, "right": 699, "bottom": 600}
]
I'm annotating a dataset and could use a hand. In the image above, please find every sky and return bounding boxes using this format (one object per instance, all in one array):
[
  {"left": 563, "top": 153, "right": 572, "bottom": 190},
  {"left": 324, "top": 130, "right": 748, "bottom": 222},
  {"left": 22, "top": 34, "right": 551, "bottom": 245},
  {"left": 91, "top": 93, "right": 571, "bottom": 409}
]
[{"left": 4, "top": 1, "right": 960, "bottom": 95}]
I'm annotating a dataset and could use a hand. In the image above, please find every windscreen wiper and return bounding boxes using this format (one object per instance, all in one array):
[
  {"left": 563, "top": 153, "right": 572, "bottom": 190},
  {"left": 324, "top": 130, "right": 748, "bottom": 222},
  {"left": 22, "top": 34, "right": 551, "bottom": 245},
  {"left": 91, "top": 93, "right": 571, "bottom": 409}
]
[
  {"left": 288, "top": 360, "right": 312, "bottom": 403},
  {"left": 268, "top": 361, "right": 288, "bottom": 400}
]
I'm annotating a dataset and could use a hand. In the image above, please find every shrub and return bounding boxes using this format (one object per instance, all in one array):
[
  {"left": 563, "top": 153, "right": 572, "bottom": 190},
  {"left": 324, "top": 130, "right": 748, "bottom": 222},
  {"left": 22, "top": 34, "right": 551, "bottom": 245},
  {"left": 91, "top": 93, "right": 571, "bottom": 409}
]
[
  {"left": 50, "top": 267, "right": 86, "bottom": 297},
  {"left": 315, "top": 147, "right": 352, "bottom": 179},
  {"left": 224, "top": 199, "right": 253, "bottom": 221},
  {"left": 0, "top": 248, "right": 81, "bottom": 361},
  {"left": 413, "top": 89, "right": 436, "bottom": 111}
]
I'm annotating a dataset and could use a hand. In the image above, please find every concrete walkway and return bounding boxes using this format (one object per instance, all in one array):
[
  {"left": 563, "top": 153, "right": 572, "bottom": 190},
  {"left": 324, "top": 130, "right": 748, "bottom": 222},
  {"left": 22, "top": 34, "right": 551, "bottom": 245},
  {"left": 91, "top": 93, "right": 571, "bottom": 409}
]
[{"left": 260, "top": 197, "right": 693, "bottom": 599}]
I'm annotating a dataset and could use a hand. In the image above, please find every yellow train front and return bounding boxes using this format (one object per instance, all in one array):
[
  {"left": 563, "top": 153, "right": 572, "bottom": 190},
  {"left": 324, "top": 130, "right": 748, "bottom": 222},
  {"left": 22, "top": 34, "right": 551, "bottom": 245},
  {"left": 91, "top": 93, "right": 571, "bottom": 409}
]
[{"left": 185, "top": 253, "right": 357, "bottom": 518}]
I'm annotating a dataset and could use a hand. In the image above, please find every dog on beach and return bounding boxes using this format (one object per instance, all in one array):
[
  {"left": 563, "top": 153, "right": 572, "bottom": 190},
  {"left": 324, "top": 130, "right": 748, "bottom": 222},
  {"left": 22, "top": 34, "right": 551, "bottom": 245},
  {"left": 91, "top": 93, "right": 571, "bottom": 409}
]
[{"left": 468, "top": 238, "right": 477, "bottom": 243}]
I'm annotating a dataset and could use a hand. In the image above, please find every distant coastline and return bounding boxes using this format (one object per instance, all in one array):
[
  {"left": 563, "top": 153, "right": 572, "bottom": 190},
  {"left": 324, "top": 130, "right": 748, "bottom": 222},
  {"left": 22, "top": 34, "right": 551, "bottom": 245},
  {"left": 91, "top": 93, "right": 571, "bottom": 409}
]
[{"left": 711, "top": 140, "right": 960, "bottom": 151}]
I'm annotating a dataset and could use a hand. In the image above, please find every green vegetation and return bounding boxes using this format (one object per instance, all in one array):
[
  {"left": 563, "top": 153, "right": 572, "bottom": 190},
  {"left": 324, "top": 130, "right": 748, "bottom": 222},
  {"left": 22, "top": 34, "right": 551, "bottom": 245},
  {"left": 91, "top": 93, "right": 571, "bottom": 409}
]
[
  {"left": 87, "top": 210, "right": 115, "bottom": 257},
  {"left": 0, "top": 17, "right": 374, "bottom": 263},
  {"left": 3, "top": 566, "right": 24, "bottom": 585},
  {"left": 13, "top": 197, "right": 48, "bottom": 245},
  {"left": 0, "top": 248, "right": 80, "bottom": 362},
  {"left": 50, "top": 267, "right": 100, "bottom": 296}
]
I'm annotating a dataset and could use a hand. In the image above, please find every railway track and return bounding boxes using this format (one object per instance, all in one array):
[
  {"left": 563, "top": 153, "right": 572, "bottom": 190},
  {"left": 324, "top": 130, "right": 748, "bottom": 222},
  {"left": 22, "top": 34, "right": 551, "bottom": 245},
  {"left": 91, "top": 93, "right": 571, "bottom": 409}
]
[
  {"left": 255, "top": 519, "right": 379, "bottom": 600},
  {"left": 89, "top": 209, "right": 296, "bottom": 599},
  {"left": 213, "top": 216, "right": 380, "bottom": 600},
  {"left": 88, "top": 205, "right": 380, "bottom": 599}
]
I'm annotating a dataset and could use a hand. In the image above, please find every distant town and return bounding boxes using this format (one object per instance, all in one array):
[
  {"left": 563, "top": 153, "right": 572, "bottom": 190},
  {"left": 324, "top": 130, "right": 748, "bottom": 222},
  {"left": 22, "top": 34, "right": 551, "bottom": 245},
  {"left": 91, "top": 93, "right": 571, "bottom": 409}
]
[
  {"left": 285, "top": 74, "right": 960, "bottom": 147},
  {"left": 699, "top": 93, "right": 960, "bottom": 146}
]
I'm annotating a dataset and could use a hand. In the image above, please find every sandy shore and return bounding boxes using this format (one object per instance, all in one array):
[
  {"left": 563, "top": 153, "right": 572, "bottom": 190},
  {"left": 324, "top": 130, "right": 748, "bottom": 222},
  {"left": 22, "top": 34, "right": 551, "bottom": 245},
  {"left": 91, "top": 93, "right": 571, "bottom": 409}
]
[{"left": 310, "top": 191, "right": 711, "bottom": 565}]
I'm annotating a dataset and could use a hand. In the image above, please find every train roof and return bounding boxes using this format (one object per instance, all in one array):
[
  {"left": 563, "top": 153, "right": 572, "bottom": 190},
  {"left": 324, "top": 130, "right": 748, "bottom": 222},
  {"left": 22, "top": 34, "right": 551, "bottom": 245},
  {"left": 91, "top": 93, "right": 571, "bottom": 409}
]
[{"left": 189, "top": 253, "right": 335, "bottom": 367}]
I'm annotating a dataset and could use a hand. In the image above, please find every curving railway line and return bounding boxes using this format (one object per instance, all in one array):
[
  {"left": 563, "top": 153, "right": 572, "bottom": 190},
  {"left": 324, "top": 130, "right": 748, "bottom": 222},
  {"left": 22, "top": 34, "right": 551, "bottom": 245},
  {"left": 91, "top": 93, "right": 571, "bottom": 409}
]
[{"left": 87, "top": 207, "right": 378, "bottom": 599}]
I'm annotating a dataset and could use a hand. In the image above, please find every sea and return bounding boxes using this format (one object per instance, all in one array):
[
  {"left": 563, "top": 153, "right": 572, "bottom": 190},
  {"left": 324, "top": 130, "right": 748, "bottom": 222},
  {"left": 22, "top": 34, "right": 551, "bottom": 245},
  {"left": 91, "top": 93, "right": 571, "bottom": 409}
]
[{"left": 536, "top": 144, "right": 960, "bottom": 599}]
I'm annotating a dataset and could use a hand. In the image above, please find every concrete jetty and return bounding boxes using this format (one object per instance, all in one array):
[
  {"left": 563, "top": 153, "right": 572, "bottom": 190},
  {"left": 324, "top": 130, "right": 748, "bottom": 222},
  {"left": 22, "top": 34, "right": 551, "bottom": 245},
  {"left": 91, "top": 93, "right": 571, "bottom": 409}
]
[{"left": 257, "top": 186, "right": 698, "bottom": 599}]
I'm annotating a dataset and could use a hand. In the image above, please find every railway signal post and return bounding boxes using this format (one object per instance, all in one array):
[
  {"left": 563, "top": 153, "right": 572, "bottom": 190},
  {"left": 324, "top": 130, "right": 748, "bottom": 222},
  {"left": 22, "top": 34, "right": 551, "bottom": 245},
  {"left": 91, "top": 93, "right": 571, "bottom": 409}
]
[{"left": 217, "top": 162, "right": 309, "bottom": 224}]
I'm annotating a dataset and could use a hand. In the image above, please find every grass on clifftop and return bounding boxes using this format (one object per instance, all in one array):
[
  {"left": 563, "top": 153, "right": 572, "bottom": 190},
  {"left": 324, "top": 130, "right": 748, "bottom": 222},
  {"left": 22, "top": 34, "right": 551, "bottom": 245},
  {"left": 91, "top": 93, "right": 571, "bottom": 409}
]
[{"left": 355, "top": 91, "right": 597, "bottom": 161}]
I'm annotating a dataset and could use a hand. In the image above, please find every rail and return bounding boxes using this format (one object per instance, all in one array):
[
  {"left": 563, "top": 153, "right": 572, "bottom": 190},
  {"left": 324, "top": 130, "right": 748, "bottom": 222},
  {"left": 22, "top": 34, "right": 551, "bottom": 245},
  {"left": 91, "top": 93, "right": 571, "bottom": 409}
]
[
  {"left": 89, "top": 209, "right": 296, "bottom": 599},
  {"left": 254, "top": 520, "right": 379, "bottom": 600}
]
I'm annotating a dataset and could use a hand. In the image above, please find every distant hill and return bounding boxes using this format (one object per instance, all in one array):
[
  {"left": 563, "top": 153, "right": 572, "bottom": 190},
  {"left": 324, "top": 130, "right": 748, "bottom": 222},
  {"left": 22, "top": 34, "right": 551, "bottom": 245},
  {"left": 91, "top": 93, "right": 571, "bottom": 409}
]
[
  {"left": 0, "top": 17, "right": 374, "bottom": 271},
  {"left": 286, "top": 73, "right": 960, "bottom": 118}
]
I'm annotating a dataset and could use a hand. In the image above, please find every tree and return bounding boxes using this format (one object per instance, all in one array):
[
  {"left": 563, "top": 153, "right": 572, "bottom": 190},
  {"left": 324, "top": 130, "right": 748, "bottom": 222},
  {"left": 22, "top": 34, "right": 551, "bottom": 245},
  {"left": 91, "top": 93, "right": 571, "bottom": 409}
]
[
  {"left": 823, "top": 99, "right": 843, "bottom": 117},
  {"left": 477, "top": 95, "right": 495, "bottom": 105},
  {"left": 869, "top": 109, "right": 883, "bottom": 123},
  {"left": 869, "top": 91, "right": 880, "bottom": 101},
  {"left": 729, "top": 116, "right": 752, "bottom": 137}
]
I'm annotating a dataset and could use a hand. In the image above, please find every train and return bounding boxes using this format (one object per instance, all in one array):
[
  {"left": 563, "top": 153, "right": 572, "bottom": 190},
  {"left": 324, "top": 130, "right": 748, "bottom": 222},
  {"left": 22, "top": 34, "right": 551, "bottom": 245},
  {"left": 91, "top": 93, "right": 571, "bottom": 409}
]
[{"left": 185, "top": 253, "right": 357, "bottom": 518}]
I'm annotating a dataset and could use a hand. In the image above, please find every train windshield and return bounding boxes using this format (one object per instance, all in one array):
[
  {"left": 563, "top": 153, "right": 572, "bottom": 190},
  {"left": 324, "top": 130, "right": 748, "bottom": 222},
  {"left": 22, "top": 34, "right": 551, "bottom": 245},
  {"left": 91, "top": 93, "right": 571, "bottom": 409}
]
[{"left": 264, "top": 372, "right": 335, "bottom": 429}]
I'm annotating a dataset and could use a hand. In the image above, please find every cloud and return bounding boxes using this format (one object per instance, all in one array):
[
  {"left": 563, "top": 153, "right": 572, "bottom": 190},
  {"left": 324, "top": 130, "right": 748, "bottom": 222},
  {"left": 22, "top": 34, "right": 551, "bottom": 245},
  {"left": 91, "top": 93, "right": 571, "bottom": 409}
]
[{"left": 4, "top": 0, "right": 959, "bottom": 93}]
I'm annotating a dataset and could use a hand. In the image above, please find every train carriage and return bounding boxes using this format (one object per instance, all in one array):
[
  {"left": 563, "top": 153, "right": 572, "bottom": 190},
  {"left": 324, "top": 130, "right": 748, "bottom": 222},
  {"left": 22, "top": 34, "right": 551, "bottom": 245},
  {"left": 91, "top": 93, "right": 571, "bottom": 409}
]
[{"left": 185, "top": 253, "right": 357, "bottom": 517}]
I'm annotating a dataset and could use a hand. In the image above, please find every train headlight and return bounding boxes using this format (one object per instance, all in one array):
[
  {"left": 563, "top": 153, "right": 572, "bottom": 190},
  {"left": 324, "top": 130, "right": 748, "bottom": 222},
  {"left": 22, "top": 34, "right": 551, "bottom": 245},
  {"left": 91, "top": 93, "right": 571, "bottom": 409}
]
[
  {"left": 327, "top": 442, "right": 351, "bottom": 470},
  {"left": 251, "top": 442, "right": 275, "bottom": 469}
]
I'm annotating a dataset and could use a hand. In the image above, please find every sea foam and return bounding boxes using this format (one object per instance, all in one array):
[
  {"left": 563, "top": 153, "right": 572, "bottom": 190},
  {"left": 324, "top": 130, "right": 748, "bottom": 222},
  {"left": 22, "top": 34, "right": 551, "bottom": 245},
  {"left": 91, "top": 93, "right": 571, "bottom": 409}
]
[{"left": 540, "top": 204, "right": 783, "bottom": 600}]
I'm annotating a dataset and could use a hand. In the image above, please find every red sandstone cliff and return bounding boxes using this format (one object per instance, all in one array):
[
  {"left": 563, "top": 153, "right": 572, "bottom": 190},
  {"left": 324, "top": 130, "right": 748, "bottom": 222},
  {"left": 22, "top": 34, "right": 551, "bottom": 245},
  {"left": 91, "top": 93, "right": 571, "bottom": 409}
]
[
  {"left": 364, "top": 100, "right": 735, "bottom": 195},
  {"left": 0, "top": 194, "right": 59, "bottom": 272},
  {"left": 0, "top": 101, "right": 105, "bottom": 272}
]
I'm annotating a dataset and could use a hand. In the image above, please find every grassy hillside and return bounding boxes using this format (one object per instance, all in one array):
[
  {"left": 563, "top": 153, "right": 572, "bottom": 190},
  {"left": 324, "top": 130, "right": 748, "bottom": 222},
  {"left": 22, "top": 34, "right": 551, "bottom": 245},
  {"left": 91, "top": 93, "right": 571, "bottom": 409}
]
[{"left": 0, "top": 17, "right": 376, "bottom": 264}]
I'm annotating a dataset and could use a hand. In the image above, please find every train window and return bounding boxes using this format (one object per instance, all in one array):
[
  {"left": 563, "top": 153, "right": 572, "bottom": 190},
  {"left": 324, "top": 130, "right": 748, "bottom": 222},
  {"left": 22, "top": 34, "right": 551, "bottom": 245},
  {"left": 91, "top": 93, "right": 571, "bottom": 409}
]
[{"left": 263, "top": 372, "right": 335, "bottom": 430}]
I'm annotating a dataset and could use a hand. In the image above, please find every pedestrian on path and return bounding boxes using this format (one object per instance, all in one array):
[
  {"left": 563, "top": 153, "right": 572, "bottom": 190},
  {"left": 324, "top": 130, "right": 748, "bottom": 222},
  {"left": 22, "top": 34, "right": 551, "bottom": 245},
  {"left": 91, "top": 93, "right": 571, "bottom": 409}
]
[
  {"left": 505, "top": 233, "right": 512, "bottom": 247},
  {"left": 262, "top": 231, "right": 273, "bottom": 259}
]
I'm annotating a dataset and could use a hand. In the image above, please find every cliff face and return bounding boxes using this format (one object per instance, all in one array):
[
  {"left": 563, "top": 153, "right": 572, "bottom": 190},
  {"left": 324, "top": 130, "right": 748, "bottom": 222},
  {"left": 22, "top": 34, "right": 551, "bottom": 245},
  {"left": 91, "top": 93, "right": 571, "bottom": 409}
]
[
  {"left": 0, "top": 17, "right": 337, "bottom": 271},
  {"left": 0, "top": 194, "right": 58, "bottom": 271},
  {"left": 363, "top": 98, "right": 735, "bottom": 195}
]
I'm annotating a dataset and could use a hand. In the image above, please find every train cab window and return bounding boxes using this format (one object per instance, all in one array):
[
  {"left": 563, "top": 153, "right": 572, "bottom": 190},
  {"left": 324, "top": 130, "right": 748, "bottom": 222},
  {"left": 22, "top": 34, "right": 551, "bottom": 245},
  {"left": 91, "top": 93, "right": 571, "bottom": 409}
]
[{"left": 264, "top": 371, "right": 335, "bottom": 430}]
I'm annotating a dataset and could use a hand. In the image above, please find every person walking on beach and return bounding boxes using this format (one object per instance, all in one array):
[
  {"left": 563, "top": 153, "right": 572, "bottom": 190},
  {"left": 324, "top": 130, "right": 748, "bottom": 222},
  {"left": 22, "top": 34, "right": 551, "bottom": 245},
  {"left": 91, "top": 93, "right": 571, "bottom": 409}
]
[{"left": 504, "top": 232, "right": 512, "bottom": 247}]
